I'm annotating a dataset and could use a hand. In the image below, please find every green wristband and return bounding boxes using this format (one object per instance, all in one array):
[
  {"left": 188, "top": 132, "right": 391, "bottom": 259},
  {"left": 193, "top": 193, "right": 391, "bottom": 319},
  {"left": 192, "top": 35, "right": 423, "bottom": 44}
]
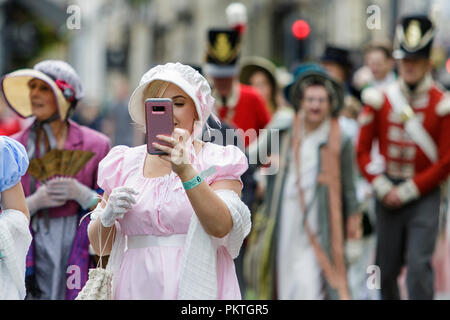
[{"left": 182, "top": 174, "right": 204, "bottom": 190}]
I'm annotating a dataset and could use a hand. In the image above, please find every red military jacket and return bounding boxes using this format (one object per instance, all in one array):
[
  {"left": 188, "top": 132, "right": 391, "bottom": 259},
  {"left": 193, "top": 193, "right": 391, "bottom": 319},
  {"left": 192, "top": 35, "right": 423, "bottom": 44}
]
[
  {"left": 215, "top": 83, "right": 272, "bottom": 147},
  {"left": 356, "top": 74, "right": 450, "bottom": 204}
]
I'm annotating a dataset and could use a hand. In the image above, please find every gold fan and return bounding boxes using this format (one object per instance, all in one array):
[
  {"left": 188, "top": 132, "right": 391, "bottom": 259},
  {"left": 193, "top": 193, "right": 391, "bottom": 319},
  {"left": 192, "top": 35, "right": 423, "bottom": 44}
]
[{"left": 27, "top": 149, "right": 95, "bottom": 182}]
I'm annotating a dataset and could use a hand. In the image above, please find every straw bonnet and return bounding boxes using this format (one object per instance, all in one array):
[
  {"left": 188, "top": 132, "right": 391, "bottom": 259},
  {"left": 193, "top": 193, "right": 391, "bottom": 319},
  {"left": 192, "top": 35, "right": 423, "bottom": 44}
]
[
  {"left": 239, "top": 56, "right": 278, "bottom": 107},
  {"left": 0, "top": 60, "right": 84, "bottom": 121}
]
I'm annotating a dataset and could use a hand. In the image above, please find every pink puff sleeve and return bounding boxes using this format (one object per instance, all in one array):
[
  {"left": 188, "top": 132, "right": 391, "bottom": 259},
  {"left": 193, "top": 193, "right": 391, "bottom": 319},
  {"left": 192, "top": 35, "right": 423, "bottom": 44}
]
[
  {"left": 202, "top": 144, "right": 249, "bottom": 188},
  {"left": 97, "top": 145, "right": 128, "bottom": 195}
]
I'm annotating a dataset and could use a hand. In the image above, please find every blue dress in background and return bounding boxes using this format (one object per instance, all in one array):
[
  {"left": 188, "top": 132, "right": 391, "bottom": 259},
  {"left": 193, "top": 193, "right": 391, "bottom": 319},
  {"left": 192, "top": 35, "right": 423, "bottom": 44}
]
[{"left": 0, "top": 135, "right": 29, "bottom": 196}]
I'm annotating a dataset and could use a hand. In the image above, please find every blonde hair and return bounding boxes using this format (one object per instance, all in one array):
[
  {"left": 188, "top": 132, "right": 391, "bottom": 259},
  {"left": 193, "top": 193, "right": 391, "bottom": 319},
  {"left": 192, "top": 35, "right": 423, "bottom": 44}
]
[
  {"left": 133, "top": 80, "right": 171, "bottom": 133},
  {"left": 142, "top": 80, "right": 171, "bottom": 101}
]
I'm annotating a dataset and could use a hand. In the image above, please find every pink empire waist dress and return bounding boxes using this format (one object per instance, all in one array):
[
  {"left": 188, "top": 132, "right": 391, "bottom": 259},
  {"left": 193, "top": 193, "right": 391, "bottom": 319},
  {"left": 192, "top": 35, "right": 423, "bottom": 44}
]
[{"left": 97, "top": 142, "right": 248, "bottom": 299}]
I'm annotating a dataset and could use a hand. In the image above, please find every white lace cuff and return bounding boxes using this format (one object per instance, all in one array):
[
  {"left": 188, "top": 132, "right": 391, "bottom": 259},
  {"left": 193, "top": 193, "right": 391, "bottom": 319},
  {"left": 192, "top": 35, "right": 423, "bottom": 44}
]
[
  {"left": 396, "top": 179, "right": 420, "bottom": 204},
  {"left": 372, "top": 174, "right": 394, "bottom": 201}
]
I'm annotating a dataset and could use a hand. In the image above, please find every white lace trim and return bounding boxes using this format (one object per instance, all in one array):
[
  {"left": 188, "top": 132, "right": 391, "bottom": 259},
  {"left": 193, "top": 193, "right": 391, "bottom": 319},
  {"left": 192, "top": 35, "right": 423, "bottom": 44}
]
[
  {"left": 177, "top": 189, "right": 251, "bottom": 299},
  {"left": 0, "top": 209, "right": 32, "bottom": 299}
]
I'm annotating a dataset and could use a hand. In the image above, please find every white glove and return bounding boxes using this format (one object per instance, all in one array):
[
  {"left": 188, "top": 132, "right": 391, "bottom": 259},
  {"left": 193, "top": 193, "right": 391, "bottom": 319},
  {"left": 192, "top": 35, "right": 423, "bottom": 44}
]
[
  {"left": 99, "top": 186, "right": 138, "bottom": 227},
  {"left": 26, "top": 184, "right": 66, "bottom": 215},
  {"left": 46, "top": 177, "right": 99, "bottom": 210}
]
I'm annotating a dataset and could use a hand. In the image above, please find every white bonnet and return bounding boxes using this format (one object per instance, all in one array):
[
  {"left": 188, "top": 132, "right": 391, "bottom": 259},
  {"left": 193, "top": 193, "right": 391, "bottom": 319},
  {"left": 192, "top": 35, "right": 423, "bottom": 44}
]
[{"left": 128, "top": 62, "right": 215, "bottom": 127}]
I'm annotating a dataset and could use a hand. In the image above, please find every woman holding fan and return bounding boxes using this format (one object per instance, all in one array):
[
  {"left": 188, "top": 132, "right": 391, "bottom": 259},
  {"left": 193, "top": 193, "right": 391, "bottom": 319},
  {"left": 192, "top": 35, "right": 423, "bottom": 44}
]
[{"left": 0, "top": 60, "right": 111, "bottom": 300}]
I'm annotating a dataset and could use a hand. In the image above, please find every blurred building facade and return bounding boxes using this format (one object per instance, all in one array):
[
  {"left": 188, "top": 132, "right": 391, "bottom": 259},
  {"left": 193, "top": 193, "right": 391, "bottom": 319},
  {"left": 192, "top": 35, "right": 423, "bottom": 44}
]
[{"left": 0, "top": 0, "right": 448, "bottom": 103}]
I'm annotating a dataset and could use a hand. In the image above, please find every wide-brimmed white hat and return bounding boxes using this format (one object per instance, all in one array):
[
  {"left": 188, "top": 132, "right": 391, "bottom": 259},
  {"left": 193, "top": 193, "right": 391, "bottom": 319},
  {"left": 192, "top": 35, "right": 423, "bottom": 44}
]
[
  {"left": 129, "top": 62, "right": 215, "bottom": 128},
  {"left": 0, "top": 60, "right": 83, "bottom": 121}
]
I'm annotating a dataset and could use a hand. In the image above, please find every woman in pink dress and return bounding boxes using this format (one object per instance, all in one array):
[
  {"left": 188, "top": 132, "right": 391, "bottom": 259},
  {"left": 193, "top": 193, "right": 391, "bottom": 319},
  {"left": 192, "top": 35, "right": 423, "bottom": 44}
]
[{"left": 87, "top": 62, "right": 251, "bottom": 300}]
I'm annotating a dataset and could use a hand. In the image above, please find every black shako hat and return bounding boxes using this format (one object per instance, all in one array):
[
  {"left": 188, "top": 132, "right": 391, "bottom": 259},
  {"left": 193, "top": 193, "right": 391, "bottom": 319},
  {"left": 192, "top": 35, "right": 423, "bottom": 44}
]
[
  {"left": 393, "top": 15, "right": 435, "bottom": 60},
  {"left": 204, "top": 29, "right": 242, "bottom": 78},
  {"left": 320, "top": 45, "right": 353, "bottom": 72}
]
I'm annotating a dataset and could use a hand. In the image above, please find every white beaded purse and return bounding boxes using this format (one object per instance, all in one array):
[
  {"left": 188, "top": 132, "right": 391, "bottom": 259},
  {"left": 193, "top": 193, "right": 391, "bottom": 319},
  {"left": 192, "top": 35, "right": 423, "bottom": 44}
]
[{"left": 75, "top": 224, "right": 114, "bottom": 300}]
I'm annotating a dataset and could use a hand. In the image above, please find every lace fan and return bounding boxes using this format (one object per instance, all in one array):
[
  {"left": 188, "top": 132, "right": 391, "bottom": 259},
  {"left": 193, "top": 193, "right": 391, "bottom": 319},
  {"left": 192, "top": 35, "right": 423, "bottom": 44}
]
[{"left": 27, "top": 149, "right": 95, "bottom": 182}]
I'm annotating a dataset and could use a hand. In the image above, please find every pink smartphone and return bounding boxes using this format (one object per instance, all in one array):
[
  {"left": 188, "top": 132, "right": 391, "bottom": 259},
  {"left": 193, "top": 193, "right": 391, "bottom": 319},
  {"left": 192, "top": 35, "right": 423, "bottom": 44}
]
[{"left": 145, "top": 98, "right": 174, "bottom": 155}]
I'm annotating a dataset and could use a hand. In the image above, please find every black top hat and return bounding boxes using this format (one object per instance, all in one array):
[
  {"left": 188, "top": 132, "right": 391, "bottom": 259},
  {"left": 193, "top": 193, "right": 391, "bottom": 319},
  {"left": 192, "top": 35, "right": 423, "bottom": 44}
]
[
  {"left": 393, "top": 15, "right": 435, "bottom": 60},
  {"left": 204, "top": 29, "right": 242, "bottom": 78},
  {"left": 320, "top": 45, "right": 353, "bottom": 71}
]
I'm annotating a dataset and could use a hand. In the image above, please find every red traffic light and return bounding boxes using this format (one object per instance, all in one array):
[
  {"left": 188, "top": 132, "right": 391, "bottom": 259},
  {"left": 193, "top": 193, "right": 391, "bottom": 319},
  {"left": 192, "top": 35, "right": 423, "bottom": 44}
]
[
  {"left": 446, "top": 58, "right": 450, "bottom": 74},
  {"left": 292, "top": 20, "right": 310, "bottom": 40}
]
